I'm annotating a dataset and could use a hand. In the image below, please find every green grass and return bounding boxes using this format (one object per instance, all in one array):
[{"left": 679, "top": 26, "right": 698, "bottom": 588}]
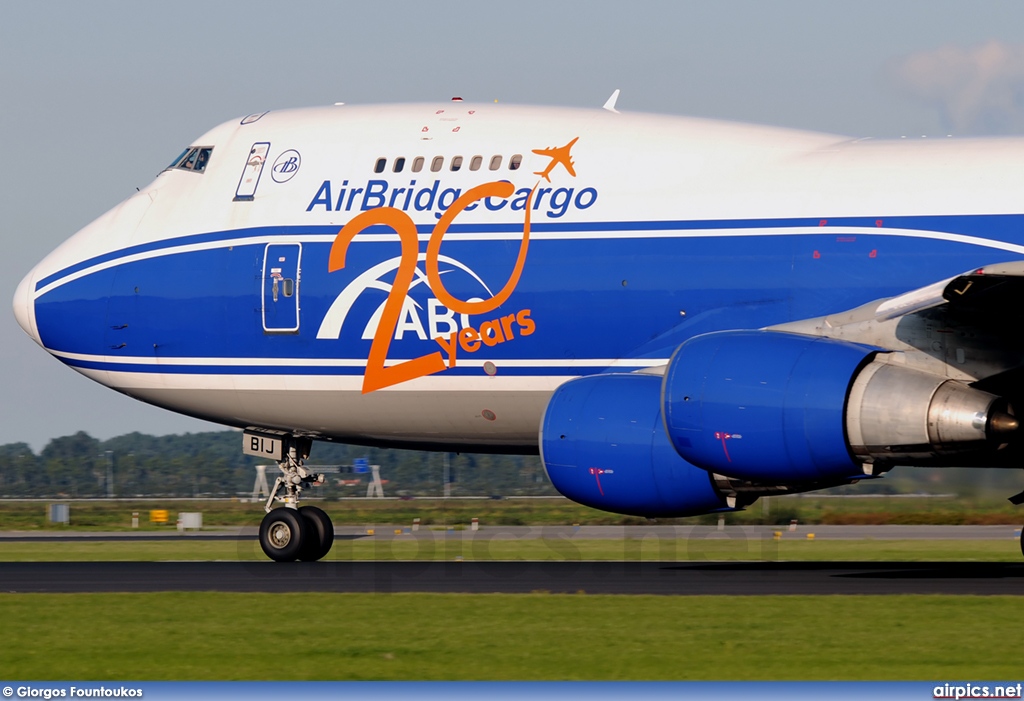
[
  {"left": 3, "top": 494, "right": 1023, "bottom": 531},
  {"left": 0, "top": 536, "right": 1021, "bottom": 561},
  {"left": 0, "top": 499, "right": 636, "bottom": 530},
  {"left": 0, "top": 593, "right": 1020, "bottom": 680}
]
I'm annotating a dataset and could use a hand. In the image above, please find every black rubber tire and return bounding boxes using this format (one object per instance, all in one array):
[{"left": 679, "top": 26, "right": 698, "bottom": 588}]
[
  {"left": 1020, "top": 527, "right": 1024, "bottom": 559},
  {"left": 298, "top": 505, "right": 335, "bottom": 562},
  {"left": 259, "top": 508, "right": 307, "bottom": 562}
]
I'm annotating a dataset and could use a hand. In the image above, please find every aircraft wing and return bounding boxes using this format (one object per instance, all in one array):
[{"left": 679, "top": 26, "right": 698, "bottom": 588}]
[
  {"left": 939, "top": 265, "right": 1024, "bottom": 318},
  {"left": 873, "top": 262, "right": 1024, "bottom": 321},
  {"left": 774, "top": 259, "right": 1024, "bottom": 343},
  {"left": 769, "top": 260, "right": 1024, "bottom": 387}
]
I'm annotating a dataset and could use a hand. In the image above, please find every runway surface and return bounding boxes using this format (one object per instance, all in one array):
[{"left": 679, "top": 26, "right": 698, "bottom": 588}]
[
  {"left": 2, "top": 560, "right": 1023, "bottom": 594},
  {"left": 3, "top": 526, "right": 1021, "bottom": 594}
]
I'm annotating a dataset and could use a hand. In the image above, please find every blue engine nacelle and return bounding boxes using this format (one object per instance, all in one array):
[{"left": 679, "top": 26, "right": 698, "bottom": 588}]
[
  {"left": 540, "top": 373, "right": 735, "bottom": 517},
  {"left": 662, "top": 330, "right": 876, "bottom": 482},
  {"left": 542, "top": 331, "right": 1015, "bottom": 515}
]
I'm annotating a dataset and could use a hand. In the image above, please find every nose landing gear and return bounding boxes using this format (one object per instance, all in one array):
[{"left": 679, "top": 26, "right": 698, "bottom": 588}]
[
  {"left": 251, "top": 433, "right": 335, "bottom": 562},
  {"left": 296, "top": 505, "right": 335, "bottom": 561},
  {"left": 259, "top": 507, "right": 307, "bottom": 562}
]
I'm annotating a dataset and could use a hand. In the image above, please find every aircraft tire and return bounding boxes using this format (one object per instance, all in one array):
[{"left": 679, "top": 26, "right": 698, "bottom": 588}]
[
  {"left": 1020, "top": 527, "right": 1024, "bottom": 559},
  {"left": 298, "top": 505, "right": 335, "bottom": 562},
  {"left": 259, "top": 508, "right": 307, "bottom": 562}
]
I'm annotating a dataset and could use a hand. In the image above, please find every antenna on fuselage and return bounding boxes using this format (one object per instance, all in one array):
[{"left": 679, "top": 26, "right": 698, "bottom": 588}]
[{"left": 603, "top": 89, "right": 621, "bottom": 113}]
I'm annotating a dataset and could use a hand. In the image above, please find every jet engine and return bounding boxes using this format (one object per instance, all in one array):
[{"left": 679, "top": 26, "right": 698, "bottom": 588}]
[
  {"left": 662, "top": 331, "right": 1017, "bottom": 482},
  {"left": 540, "top": 330, "right": 1018, "bottom": 514},
  {"left": 540, "top": 373, "right": 736, "bottom": 517}
]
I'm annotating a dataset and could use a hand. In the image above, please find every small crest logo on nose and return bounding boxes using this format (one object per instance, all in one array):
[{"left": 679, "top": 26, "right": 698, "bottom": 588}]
[{"left": 272, "top": 150, "right": 302, "bottom": 182}]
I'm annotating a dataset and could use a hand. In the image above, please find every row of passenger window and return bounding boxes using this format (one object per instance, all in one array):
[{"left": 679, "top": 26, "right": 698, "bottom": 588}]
[{"left": 374, "top": 154, "right": 523, "bottom": 175}]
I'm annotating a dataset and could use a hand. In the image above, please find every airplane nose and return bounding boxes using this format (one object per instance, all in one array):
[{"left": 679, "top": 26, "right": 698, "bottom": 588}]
[{"left": 13, "top": 268, "right": 41, "bottom": 346}]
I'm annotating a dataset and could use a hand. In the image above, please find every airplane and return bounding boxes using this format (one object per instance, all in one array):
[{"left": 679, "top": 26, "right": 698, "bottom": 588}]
[
  {"left": 13, "top": 96, "right": 1024, "bottom": 562},
  {"left": 532, "top": 136, "right": 578, "bottom": 182}
]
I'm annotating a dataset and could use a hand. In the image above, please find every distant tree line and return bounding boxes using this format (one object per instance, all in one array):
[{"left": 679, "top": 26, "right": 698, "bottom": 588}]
[
  {"left": 0, "top": 431, "right": 557, "bottom": 498},
  {"left": 0, "top": 430, "right": 1021, "bottom": 500}
]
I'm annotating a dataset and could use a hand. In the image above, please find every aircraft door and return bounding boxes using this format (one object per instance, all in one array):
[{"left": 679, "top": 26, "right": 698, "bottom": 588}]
[
  {"left": 262, "top": 243, "right": 301, "bottom": 333},
  {"left": 235, "top": 142, "right": 270, "bottom": 201}
]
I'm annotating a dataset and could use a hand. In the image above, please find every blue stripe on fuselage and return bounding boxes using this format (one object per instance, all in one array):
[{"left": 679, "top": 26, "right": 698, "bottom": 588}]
[
  {"left": 53, "top": 357, "right": 640, "bottom": 376},
  {"left": 33, "top": 215, "right": 1024, "bottom": 377},
  {"left": 35, "top": 213, "right": 1024, "bottom": 292}
]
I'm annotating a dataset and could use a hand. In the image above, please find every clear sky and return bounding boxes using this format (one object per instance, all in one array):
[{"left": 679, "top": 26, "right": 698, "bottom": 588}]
[{"left": 5, "top": 0, "right": 1024, "bottom": 450}]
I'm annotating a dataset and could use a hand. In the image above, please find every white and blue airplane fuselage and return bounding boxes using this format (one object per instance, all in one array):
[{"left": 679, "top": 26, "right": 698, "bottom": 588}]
[{"left": 14, "top": 101, "right": 1024, "bottom": 560}]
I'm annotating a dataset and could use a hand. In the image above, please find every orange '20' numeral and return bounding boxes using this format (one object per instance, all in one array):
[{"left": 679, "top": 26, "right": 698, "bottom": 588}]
[
  {"left": 328, "top": 181, "right": 537, "bottom": 394},
  {"left": 328, "top": 208, "right": 446, "bottom": 393}
]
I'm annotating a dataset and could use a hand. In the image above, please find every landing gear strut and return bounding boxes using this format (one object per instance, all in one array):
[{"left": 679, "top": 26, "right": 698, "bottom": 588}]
[{"left": 251, "top": 433, "right": 335, "bottom": 562}]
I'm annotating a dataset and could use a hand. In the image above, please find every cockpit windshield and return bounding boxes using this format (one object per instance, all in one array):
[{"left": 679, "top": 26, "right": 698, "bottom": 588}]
[{"left": 165, "top": 146, "right": 213, "bottom": 173}]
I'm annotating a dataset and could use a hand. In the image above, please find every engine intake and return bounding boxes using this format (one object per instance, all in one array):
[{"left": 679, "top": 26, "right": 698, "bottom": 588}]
[{"left": 540, "top": 373, "right": 735, "bottom": 517}]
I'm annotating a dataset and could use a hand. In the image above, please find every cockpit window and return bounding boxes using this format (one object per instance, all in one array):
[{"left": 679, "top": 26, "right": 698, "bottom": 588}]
[
  {"left": 181, "top": 149, "right": 200, "bottom": 170},
  {"left": 166, "top": 146, "right": 213, "bottom": 173},
  {"left": 168, "top": 149, "right": 189, "bottom": 170}
]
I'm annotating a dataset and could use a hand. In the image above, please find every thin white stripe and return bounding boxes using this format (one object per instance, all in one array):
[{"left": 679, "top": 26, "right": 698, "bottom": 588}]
[
  {"left": 36, "top": 235, "right": 286, "bottom": 298},
  {"left": 35, "top": 225, "right": 1024, "bottom": 298},
  {"left": 49, "top": 349, "right": 666, "bottom": 369},
  {"left": 74, "top": 368, "right": 576, "bottom": 392}
]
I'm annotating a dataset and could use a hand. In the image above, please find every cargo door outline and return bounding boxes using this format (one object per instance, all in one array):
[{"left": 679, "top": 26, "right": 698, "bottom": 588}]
[
  {"left": 235, "top": 142, "right": 270, "bottom": 201},
  {"left": 262, "top": 243, "right": 301, "bottom": 333}
]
